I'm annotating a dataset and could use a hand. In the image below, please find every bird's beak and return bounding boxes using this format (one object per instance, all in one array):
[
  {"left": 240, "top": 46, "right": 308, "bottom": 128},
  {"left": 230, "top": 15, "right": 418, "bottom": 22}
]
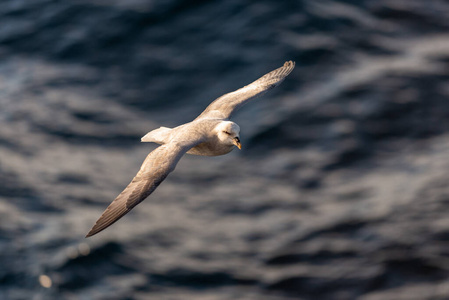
[{"left": 233, "top": 137, "right": 242, "bottom": 150}]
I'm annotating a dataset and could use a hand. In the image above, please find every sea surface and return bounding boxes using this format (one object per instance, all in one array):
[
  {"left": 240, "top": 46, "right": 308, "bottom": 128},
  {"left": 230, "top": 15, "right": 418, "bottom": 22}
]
[{"left": 2, "top": 1, "right": 449, "bottom": 299}]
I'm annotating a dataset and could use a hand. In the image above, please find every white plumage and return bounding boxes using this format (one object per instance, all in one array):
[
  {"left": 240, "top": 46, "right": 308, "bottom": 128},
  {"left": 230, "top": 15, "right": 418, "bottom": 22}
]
[{"left": 86, "top": 61, "right": 295, "bottom": 237}]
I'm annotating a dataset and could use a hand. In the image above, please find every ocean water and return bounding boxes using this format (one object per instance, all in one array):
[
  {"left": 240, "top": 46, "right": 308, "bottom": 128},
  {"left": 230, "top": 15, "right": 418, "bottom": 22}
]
[{"left": 2, "top": 1, "right": 449, "bottom": 299}]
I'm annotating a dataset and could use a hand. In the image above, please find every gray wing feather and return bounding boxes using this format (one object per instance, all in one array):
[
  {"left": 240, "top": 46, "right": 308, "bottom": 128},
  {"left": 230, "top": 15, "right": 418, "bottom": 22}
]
[
  {"left": 196, "top": 61, "right": 295, "bottom": 120},
  {"left": 86, "top": 140, "right": 199, "bottom": 237}
]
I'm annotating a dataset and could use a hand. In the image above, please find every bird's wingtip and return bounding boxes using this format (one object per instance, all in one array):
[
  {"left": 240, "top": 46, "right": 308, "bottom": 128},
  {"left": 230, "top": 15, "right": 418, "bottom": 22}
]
[
  {"left": 85, "top": 222, "right": 104, "bottom": 238},
  {"left": 284, "top": 60, "right": 295, "bottom": 67},
  {"left": 85, "top": 229, "right": 95, "bottom": 238}
]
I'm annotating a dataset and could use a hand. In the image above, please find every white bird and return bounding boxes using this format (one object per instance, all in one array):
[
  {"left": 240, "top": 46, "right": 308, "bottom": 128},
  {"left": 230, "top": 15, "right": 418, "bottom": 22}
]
[{"left": 86, "top": 61, "right": 295, "bottom": 237}]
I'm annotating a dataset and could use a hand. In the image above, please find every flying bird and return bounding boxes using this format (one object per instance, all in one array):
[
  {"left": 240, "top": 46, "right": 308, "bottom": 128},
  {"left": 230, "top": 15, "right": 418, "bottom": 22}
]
[{"left": 86, "top": 61, "right": 295, "bottom": 237}]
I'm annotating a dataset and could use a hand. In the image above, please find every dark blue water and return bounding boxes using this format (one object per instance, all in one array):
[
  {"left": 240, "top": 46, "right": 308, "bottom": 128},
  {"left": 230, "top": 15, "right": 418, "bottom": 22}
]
[{"left": 2, "top": 1, "right": 449, "bottom": 299}]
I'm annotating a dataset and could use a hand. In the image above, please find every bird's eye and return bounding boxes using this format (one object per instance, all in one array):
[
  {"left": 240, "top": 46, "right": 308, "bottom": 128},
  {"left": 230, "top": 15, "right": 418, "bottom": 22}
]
[{"left": 224, "top": 131, "right": 231, "bottom": 135}]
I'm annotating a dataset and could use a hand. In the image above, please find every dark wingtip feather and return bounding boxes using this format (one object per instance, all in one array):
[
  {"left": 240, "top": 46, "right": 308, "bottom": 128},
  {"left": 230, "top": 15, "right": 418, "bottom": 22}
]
[
  {"left": 85, "top": 193, "right": 133, "bottom": 238},
  {"left": 85, "top": 220, "right": 109, "bottom": 238},
  {"left": 85, "top": 204, "right": 130, "bottom": 238},
  {"left": 85, "top": 221, "right": 105, "bottom": 238}
]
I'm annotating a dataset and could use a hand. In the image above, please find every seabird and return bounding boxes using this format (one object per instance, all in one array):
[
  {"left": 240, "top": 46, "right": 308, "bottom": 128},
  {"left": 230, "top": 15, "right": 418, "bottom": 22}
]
[{"left": 86, "top": 61, "right": 295, "bottom": 237}]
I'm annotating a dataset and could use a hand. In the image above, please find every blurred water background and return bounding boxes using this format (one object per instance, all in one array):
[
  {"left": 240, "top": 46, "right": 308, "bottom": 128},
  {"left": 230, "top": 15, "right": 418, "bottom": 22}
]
[{"left": 2, "top": 0, "right": 449, "bottom": 299}]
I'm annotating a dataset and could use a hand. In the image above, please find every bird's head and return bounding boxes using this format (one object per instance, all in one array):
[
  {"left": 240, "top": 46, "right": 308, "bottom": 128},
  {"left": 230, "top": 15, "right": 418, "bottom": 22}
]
[{"left": 216, "top": 121, "right": 241, "bottom": 150}]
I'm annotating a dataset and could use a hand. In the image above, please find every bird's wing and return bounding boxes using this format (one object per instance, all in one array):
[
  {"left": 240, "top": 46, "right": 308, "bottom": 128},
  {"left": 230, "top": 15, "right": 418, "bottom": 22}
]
[
  {"left": 86, "top": 138, "right": 202, "bottom": 237},
  {"left": 195, "top": 61, "right": 295, "bottom": 120}
]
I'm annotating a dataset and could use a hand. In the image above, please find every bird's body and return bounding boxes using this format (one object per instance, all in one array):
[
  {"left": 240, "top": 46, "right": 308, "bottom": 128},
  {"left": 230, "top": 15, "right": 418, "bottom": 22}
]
[
  {"left": 86, "top": 61, "right": 295, "bottom": 237},
  {"left": 142, "top": 119, "right": 239, "bottom": 156}
]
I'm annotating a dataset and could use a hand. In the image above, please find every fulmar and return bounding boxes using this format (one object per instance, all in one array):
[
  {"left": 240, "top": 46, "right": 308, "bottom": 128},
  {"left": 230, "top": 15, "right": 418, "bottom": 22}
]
[{"left": 86, "top": 61, "right": 295, "bottom": 237}]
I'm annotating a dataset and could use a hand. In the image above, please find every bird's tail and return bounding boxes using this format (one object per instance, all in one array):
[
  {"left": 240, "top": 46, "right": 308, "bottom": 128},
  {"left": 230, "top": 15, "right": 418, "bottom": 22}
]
[{"left": 141, "top": 127, "right": 172, "bottom": 144}]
